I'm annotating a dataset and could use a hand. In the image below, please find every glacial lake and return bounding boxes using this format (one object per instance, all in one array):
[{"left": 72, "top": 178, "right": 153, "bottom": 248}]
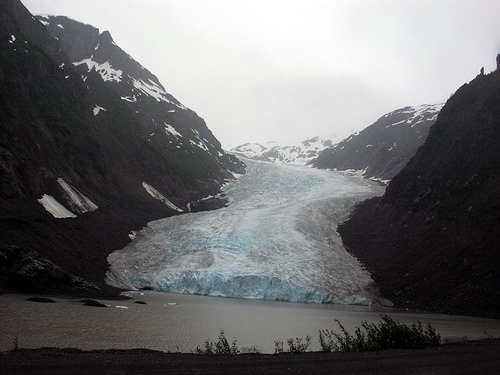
[{"left": 1, "top": 292, "right": 500, "bottom": 353}]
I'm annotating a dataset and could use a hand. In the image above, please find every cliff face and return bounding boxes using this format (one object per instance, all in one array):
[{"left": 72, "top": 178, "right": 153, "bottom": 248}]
[
  {"left": 0, "top": 0, "right": 244, "bottom": 296},
  {"left": 339, "top": 68, "right": 500, "bottom": 318},
  {"left": 313, "top": 104, "right": 443, "bottom": 182}
]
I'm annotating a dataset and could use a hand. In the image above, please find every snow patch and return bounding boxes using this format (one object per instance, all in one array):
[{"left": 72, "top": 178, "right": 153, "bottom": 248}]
[
  {"left": 231, "top": 171, "right": 245, "bottom": 179},
  {"left": 37, "top": 194, "right": 77, "bottom": 219},
  {"left": 132, "top": 78, "right": 186, "bottom": 110},
  {"left": 385, "top": 103, "right": 444, "bottom": 129},
  {"left": 369, "top": 177, "right": 390, "bottom": 185},
  {"left": 164, "top": 123, "right": 182, "bottom": 138},
  {"left": 93, "top": 105, "right": 106, "bottom": 116},
  {"left": 73, "top": 59, "right": 123, "bottom": 83},
  {"left": 121, "top": 96, "right": 137, "bottom": 103},
  {"left": 57, "top": 178, "right": 98, "bottom": 214},
  {"left": 190, "top": 139, "right": 210, "bottom": 152},
  {"left": 142, "top": 182, "right": 183, "bottom": 212},
  {"left": 340, "top": 167, "right": 368, "bottom": 178},
  {"left": 57, "top": 24, "right": 64, "bottom": 29}
]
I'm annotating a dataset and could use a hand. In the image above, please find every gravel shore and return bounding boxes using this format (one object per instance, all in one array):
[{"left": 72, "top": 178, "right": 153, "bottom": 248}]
[{"left": 1, "top": 340, "right": 499, "bottom": 374}]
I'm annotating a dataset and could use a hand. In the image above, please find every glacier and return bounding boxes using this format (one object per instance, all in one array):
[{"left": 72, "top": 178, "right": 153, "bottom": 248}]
[{"left": 107, "top": 160, "right": 386, "bottom": 305}]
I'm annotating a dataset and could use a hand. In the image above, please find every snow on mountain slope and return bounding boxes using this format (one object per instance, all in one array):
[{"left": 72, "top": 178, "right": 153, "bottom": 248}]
[
  {"left": 36, "top": 15, "right": 245, "bottom": 185},
  {"left": 231, "top": 136, "right": 335, "bottom": 165},
  {"left": 313, "top": 103, "right": 444, "bottom": 181}
]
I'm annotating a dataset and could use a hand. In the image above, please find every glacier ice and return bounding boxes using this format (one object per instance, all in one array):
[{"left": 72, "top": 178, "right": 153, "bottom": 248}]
[{"left": 107, "top": 160, "right": 386, "bottom": 305}]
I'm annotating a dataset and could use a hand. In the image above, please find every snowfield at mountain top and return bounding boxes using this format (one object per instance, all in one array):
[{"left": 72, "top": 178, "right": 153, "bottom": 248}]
[{"left": 107, "top": 160, "right": 388, "bottom": 306}]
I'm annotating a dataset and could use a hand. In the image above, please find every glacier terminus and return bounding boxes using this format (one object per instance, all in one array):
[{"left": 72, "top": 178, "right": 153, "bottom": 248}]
[{"left": 107, "top": 160, "right": 388, "bottom": 306}]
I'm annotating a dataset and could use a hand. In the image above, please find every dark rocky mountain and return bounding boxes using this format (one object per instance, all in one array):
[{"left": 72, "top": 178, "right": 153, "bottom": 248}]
[
  {"left": 0, "top": 0, "right": 244, "bottom": 296},
  {"left": 231, "top": 136, "right": 336, "bottom": 165},
  {"left": 339, "top": 64, "right": 500, "bottom": 318},
  {"left": 312, "top": 103, "right": 443, "bottom": 182}
]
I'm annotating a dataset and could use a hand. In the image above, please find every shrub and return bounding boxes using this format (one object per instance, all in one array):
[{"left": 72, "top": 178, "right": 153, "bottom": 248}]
[
  {"left": 319, "top": 314, "right": 441, "bottom": 352},
  {"left": 194, "top": 330, "right": 239, "bottom": 355},
  {"left": 274, "top": 339, "right": 284, "bottom": 354},
  {"left": 274, "top": 336, "right": 311, "bottom": 354},
  {"left": 286, "top": 336, "right": 311, "bottom": 353}
]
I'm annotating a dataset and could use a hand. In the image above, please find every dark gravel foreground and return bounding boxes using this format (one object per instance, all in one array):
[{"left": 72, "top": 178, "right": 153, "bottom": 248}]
[{"left": 1, "top": 341, "right": 499, "bottom": 375}]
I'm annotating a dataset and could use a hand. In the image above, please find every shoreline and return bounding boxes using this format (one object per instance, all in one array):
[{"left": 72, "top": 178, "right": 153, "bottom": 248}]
[{"left": 1, "top": 340, "right": 499, "bottom": 374}]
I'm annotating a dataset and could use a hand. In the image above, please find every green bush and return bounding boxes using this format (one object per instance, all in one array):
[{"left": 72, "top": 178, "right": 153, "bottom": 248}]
[
  {"left": 194, "top": 330, "right": 239, "bottom": 355},
  {"left": 319, "top": 314, "right": 441, "bottom": 352}
]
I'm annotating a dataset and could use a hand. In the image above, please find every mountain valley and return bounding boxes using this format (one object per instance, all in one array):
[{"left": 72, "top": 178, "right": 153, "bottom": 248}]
[{"left": 1, "top": 0, "right": 499, "bottom": 321}]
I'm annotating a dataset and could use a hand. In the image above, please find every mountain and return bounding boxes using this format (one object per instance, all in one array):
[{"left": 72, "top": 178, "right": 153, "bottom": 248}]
[
  {"left": 312, "top": 103, "right": 443, "bottom": 182},
  {"left": 230, "top": 136, "right": 336, "bottom": 165},
  {"left": 0, "top": 0, "right": 244, "bottom": 296},
  {"left": 339, "top": 64, "right": 500, "bottom": 318}
]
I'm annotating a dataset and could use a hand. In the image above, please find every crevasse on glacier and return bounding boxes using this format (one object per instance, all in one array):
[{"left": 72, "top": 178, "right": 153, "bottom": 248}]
[{"left": 107, "top": 160, "right": 385, "bottom": 305}]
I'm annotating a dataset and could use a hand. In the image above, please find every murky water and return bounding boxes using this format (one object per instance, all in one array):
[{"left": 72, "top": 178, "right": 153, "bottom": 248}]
[{"left": 1, "top": 292, "right": 499, "bottom": 353}]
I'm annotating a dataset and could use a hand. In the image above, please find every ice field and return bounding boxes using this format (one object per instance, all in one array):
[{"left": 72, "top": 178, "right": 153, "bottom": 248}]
[{"left": 107, "top": 160, "right": 386, "bottom": 305}]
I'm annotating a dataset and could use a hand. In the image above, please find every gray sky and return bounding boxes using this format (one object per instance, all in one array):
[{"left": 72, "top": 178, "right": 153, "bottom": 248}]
[{"left": 23, "top": 0, "right": 500, "bottom": 148}]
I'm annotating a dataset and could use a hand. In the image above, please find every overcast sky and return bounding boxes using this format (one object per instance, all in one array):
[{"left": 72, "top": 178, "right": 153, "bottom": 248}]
[{"left": 23, "top": 0, "right": 500, "bottom": 148}]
